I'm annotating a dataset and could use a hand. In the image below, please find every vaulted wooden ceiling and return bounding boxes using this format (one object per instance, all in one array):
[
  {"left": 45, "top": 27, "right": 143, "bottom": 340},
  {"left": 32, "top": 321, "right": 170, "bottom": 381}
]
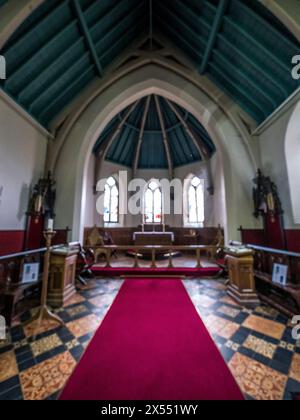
[
  {"left": 0, "top": 0, "right": 299, "bottom": 129},
  {"left": 94, "top": 94, "right": 216, "bottom": 169}
]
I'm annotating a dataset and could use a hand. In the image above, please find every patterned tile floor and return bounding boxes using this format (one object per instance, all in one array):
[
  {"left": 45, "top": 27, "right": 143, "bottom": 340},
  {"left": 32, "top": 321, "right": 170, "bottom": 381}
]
[
  {"left": 0, "top": 277, "right": 299, "bottom": 400},
  {"left": 184, "top": 279, "right": 300, "bottom": 401}
]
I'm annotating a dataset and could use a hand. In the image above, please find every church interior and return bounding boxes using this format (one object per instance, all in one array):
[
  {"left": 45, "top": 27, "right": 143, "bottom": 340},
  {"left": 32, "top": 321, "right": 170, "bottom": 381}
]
[{"left": 0, "top": 0, "right": 300, "bottom": 402}]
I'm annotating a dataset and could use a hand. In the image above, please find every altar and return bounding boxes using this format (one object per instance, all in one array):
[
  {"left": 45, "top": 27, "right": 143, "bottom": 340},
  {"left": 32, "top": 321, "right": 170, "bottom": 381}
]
[{"left": 133, "top": 231, "right": 174, "bottom": 246}]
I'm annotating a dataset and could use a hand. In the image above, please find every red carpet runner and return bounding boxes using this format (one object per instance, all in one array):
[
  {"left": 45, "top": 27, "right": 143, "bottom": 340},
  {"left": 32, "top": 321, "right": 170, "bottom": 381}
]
[{"left": 60, "top": 279, "right": 244, "bottom": 400}]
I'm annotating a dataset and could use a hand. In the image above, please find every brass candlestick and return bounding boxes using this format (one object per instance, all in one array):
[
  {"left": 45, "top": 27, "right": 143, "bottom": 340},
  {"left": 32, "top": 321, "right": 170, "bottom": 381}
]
[{"left": 25, "top": 230, "right": 65, "bottom": 335}]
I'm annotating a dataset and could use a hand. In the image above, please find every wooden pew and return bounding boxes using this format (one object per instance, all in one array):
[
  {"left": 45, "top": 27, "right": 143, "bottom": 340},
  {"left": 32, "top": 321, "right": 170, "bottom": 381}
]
[{"left": 248, "top": 244, "right": 300, "bottom": 317}]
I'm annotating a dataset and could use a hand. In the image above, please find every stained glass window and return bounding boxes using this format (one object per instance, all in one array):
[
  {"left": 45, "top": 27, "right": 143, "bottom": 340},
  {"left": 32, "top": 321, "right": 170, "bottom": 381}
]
[
  {"left": 188, "top": 177, "right": 204, "bottom": 224},
  {"left": 144, "top": 181, "right": 162, "bottom": 224}
]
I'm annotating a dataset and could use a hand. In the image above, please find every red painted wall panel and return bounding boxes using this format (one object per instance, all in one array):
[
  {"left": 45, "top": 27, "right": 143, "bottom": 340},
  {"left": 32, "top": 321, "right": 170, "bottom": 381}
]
[
  {"left": 241, "top": 229, "right": 300, "bottom": 253},
  {"left": 24, "top": 216, "right": 44, "bottom": 250},
  {"left": 240, "top": 229, "right": 265, "bottom": 246},
  {"left": 0, "top": 231, "right": 25, "bottom": 256},
  {"left": 0, "top": 228, "right": 299, "bottom": 256},
  {"left": 0, "top": 229, "right": 67, "bottom": 256},
  {"left": 286, "top": 230, "right": 300, "bottom": 253},
  {"left": 52, "top": 230, "right": 67, "bottom": 246}
]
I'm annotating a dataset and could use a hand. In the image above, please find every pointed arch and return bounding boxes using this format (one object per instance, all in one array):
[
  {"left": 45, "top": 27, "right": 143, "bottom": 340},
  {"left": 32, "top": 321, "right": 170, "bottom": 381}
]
[{"left": 52, "top": 63, "right": 259, "bottom": 243}]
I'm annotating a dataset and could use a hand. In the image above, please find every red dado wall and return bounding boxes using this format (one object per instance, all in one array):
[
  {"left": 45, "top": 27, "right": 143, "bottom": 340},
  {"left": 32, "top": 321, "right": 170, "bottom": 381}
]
[
  {"left": 285, "top": 230, "right": 300, "bottom": 253},
  {"left": 0, "top": 229, "right": 68, "bottom": 257},
  {"left": 0, "top": 228, "right": 299, "bottom": 257},
  {"left": 0, "top": 231, "right": 25, "bottom": 256},
  {"left": 239, "top": 229, "right": 265, "bottom": 247}
]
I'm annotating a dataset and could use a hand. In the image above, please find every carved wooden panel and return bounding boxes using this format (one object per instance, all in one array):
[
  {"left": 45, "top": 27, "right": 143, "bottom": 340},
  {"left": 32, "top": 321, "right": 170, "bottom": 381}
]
[
  {"left": 0, "top": 252, "right": 43, "bottom": 324},
  {"left": 252, "top": 246, "right": 300, "bottom": 315}
]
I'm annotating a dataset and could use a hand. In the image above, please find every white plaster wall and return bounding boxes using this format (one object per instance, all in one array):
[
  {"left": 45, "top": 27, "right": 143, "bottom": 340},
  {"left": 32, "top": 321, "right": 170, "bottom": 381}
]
[
  {"left": 285, "top": 101, "right": 300, "bottom": 225},
  {"left": 83, "top": 153, "right": 96, "bottom": 228},
  {"left": 0, "top": 98, "right": 48, "bottom": 230},
  {"left": 208, "top": 152, "right": 226, "bottom": 228},
  {"left": 258, "top": 102, "right": 300, "bottom": 229}
]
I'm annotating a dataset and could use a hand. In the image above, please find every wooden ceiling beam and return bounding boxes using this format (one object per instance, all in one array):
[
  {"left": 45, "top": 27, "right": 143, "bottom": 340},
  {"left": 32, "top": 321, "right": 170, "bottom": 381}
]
[
  {"left": 166, "top": 99, "right": 208, "bottom": 161},
  {"left": 166, "top": 98, "right": 214, "bottom": 194},
  {"left": 199, "top": 0, "right": 229, "bottom": 74},
  {"left": 133, "top": 96, "right": 151, "bottom": 177},
  {"left": 154, "top": 94, "right": 173, "bottom": 179},
  {"left": 72, "top": 0, "right": 103, "bottom": 77},
  {"left": 99, "top": 101, "right": 140, "bottom": 164}
]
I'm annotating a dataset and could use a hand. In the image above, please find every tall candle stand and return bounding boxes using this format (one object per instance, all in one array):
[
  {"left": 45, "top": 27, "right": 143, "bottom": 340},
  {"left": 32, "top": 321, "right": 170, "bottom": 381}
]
[{"left": 26, "top": 229, "right": 65, "bottom": 334}]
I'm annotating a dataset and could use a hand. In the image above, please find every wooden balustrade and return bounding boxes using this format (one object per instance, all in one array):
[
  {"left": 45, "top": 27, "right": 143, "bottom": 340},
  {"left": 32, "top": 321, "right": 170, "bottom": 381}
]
[
  {"left": 0, "top": 244, "right": 65, "bottom": 326},
  {"left": 0, "top": 242, "right": 219, "bottom": 325},
  {"left": 87, "top": 245, "right": 219, "bottom": 269}
]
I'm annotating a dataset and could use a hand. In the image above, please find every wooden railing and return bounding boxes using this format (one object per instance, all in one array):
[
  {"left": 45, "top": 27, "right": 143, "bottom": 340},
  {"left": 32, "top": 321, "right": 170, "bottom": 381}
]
[
  {"left": 88, "top": 245, "right": 219, "bottom": 269},
  {"left": 0, "top": 243, "right": 69, "bottom": 326},
  {"left": 248, "top": 244, "right": 300, "bottom": 286}
]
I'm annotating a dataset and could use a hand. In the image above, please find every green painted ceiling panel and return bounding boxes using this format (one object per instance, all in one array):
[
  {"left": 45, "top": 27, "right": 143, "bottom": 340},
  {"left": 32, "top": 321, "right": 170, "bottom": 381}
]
[
  {"left": 30, "top": 54, "right": 93, "bottom": 115},
  {"left": 1, "top": 0, "right": 300, "bottom": 131},
  {"left": 18, "top": 38, "right": 88, "bottom": 106},
  {"left": 0, "top": 0, "right": 147, "bottom": 127},
  {"left": 187, "top": 113, "right": 215, "bottom": 152},
  {"left": 145, "top": 97, "right": 161, "bottom": 131},
  {"left": 5, "top": 1, "right": 74, "bottom": 74},
  {"left": 153, "top": 0, "right": 300, "bottom": 124},
  {"left": 99, "top": 19, "right": 146, "bottom": 69},
  {"left": 139, "top": 131, "right": 169, "bottom": 169},
  {"left": 216, "top": 36, "right": 286, "bottom": 104},
  {"left": 106, "top": 126, "right": 137, "bottom": 167},
  {"left": 155, "top": 1, "right": 207, "bottom": 61},
  {"left": 169, "top": 127, "right": 200, "bottom": 167},
  {"left": 94, "top": 94, "right": 215, "bottom": 169},
  {"left": 4, "top": 0, "right": 63, "bottom": 49},
  {"left": 39, "top": 66, "right": 96, "bottom": 125}
]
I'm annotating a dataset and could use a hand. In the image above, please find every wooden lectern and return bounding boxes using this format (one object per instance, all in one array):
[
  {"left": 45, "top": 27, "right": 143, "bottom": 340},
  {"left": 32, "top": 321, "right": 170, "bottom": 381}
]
[
  {"left": 226, "top": 249, "right": 259, "bottom": 307},
  {"left": 48, "top": 248, "right": 78, "bottom": 308}
]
